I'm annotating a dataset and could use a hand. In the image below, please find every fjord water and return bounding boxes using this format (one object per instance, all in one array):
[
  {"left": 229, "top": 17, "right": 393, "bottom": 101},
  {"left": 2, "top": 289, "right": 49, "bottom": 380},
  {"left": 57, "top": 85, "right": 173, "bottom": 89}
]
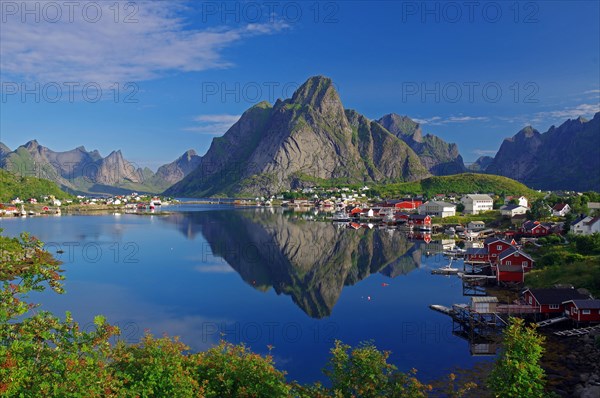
[{"left": 1, "top": 207, "right": 490, "bottom": 383}]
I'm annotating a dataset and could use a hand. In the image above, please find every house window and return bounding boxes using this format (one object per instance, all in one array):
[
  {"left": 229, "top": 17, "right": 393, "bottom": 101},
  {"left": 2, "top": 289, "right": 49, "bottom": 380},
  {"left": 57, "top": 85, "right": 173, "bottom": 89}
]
[
  {"left": 497, "top": 245, "right": 502, "bottom": 250},
  {"left": 528, "top": 296, "right": 532, "bottom": 304},
  {"left": 549, "top": 304, "right": 560, "bottom": 310},
  {"left": 522, "top": 261, "right": 528, "bottom": 266},
  {"left": 506, "top": 261, "right": 511, "bottom": 265},
  {"left": 582, "top": 310, "right": 591, "bottom": 315}
]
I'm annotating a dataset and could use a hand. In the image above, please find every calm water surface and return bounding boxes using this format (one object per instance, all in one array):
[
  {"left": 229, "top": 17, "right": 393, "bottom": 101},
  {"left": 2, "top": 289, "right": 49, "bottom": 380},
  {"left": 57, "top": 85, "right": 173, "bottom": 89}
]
[{"left": 1, "top": 206, "right": 491, "bottom": 383}]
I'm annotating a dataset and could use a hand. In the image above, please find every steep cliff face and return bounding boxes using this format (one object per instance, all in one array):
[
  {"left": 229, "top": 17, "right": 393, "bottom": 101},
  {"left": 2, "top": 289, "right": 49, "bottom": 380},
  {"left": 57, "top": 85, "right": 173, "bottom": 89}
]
[
  {"left": 165, "top": 76, "right": 431, "bottom": 197},
  {"left": 486, "top": 113, "right": 600, "bottom": 191},
  {"left": 377, "top": 113, "right": 466, "bottom": 175}
]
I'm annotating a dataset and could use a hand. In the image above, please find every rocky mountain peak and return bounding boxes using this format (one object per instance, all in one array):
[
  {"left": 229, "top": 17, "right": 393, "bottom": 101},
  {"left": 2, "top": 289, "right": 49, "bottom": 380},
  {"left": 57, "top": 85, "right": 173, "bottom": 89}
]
[
  {"left": 24, "top": 139, "right": 40, "bottom": 149},
  {"left": 290, "top": 75, "right": 344, "bottom": 117},
  {"left": 377, "top": 113, "right": 423, "bottom": 142}
]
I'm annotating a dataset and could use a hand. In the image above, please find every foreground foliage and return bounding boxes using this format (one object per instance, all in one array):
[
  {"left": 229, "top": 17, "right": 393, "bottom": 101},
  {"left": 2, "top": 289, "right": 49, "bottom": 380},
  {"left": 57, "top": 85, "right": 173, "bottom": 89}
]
[{"left": 487, "top": 318, "right": 546, "bottom": 398}]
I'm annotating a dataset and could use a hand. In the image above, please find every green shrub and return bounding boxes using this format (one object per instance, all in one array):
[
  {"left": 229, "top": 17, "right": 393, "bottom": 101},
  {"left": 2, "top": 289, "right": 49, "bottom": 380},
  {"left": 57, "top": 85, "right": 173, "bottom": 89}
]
[
  {"left": 194, "top": 340, "right": 290, "bottom": 398},
  {"left": 488, "top": 318, "right": 546, "bottom": 398}
]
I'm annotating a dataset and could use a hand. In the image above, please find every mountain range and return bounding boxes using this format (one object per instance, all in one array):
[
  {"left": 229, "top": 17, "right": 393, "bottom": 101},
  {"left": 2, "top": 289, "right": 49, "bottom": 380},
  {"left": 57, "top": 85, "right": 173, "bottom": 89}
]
[
  {"left": 0, "top": 140, "right": 200, "bottom": 195},
  {"left": 482, "top": 113, "right": 600, "bottom": 191},
  {"left": 2, "top": 76, "right": 598, "bottom": 195},
  {"left": 166, "top": 76, "right": 471, "bottom": 197}
]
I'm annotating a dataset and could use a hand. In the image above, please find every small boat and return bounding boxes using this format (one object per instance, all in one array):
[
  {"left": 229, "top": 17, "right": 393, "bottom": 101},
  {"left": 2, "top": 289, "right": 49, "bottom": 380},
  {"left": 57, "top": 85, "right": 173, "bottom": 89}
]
[{"left": 431, "top": 259, "right": 459, "bottom": 275}]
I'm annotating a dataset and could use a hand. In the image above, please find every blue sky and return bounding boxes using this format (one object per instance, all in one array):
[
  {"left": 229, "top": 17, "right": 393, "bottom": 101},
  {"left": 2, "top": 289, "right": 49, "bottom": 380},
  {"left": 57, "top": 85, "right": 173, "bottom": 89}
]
[{"left": 1, "top": 0, "right": 599, "bottom": 170}]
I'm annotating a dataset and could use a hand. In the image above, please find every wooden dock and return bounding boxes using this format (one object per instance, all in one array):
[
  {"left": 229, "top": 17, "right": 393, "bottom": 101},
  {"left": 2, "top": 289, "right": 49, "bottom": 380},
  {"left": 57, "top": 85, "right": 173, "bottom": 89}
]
[{"left": 554, "top": 324, "right": 600, "bottom": 337}]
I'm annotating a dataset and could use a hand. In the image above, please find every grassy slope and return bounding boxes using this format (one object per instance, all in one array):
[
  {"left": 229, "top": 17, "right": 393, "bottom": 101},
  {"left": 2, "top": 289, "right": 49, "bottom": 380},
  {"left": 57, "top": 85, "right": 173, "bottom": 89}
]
[
  {"left": 367, "top": 173, "right": 540, "bottom": 199},
  {"left": 0, "top": 169, "right": 71, "bottom": 202},
  {"left": 524, "top": 236, "right": 600, "bottom": 296}
]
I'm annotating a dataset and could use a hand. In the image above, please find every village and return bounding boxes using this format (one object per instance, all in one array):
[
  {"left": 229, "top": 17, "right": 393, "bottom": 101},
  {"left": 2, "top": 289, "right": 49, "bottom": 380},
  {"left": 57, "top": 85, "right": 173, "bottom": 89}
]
[{"left": 0, "top": 193, "right": 175, "bottom": 217}]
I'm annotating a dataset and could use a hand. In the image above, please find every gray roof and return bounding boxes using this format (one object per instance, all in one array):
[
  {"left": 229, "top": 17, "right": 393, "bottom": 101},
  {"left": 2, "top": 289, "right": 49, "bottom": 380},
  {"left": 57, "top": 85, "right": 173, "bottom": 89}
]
[
  {"left": 463, "top": 194, "right": 493, "bottom": 201},
  {"left": 502, "top": 204, "right": 526, "bottom": 211},
  {"left": 523, "top": 288, "right": 590, "bottom": 305},
  {"left": 498, "top": 247, "right": 534, "bottom": 262},
  {"left": 424, "top": 201, "right": 456, "bottom": 208},
  {"left": 564, "top": 299, "right": 600, "bottom": 309},
  {"left": 466, "top": 248, "right": 488, "bottom": 255}
]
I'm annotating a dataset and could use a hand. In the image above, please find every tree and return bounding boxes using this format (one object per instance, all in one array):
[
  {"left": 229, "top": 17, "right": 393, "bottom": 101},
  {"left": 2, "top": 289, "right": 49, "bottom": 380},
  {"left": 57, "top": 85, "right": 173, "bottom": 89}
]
[
  {"left": 488, "top": 318, "right": 547, "bottom": 398},
  {"left": 528, "top": 199, "right": 551, "bottom": 220},
  {"left": 322, "top": 340, "right": 431, "bottom": 397}
]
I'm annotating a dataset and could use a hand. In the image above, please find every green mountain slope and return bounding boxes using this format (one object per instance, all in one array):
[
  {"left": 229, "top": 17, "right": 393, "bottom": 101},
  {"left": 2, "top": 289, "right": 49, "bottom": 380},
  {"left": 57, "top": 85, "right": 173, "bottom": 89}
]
[
  {"left": 367, "top": 173, "right": 540, "bottom": 198},
  {"left": 0, "top": 169, "right": 71, "bottom": 202}
]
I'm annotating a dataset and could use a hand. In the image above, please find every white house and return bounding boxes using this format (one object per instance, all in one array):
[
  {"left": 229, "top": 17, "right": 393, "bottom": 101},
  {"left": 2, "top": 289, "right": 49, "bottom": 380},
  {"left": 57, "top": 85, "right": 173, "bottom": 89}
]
[
  {"left": 570, "top": 216, "right": 600, "bottom": 235},
  {"left": 500, "top": 204, "right": 528, "bottom": 217},
  {"left": 461, "top": 194, "right": 494, "bottom": 215},
  {"left": 552, "top": 203, "right": 571, "bottom": 217},
  {"left": 418, "top": 201, "right": 456, "bottom": 218},
  {"left": 504, "top": 196, "right": 528, "bottom": 208},
  {"left": 467, "top": 221, "right": 486, "bottom": 231}
]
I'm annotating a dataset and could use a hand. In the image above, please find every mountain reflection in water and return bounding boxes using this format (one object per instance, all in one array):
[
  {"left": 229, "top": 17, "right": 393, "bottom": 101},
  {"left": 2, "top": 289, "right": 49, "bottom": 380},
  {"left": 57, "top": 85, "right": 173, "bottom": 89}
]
[{"left": 159, "top": 208, "right": 441, "bottom": 318}]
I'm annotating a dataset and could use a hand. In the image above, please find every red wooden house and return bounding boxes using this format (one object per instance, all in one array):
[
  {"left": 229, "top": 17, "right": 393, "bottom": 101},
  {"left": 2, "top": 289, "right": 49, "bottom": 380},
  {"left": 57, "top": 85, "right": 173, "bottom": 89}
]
[
  {"left": 520, "top": 220, "right": 552, "bottom": 236},
  {"left": 350, "top": 207, "right": 363, "bottom": 217},
  {"left": 466, "top": 237, "right": 517, "bottom": 263},
  {"left": 393, "top": 212, "right": 411, "bottom": 222},
  {"left": 408, "top": 214, "right": 431, "bottom": 227},
  {"left": 496, "top": 247, "right": 534, "bottom": 271},
  {"left": 485, "top": 237, "right": 517, "bottom": 262},
  {"left": 383, "top": 199, "right": 423, "bottom": 210},
  {"left": 465, "top": 247, "right": 489, "bottom": 263},
  {"left": 495, "top": 264, "right": 525, "bottom": 283},
  {"left": 522, "top": 288, "right": 590, "bottom": 315},
  {"left": 562, "top": 299, "right": 600, "bottom": 323}
]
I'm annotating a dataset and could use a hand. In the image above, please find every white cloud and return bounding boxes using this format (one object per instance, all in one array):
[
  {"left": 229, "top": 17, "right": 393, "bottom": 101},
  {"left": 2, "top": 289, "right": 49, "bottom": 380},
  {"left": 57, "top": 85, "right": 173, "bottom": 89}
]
[
  {"left": 193, "top": 114, "right": 242, "bottom": 124},
  {"left": 472, "top": 149, "right": 497, "bottom": 156},
  {"left": 413, "top": 115, "right": 488, "bottom": 125},
  {"left": 583, "top": 89, "right": 600, "bottom": 94},
  {"left": 534, "top": 103, "right": 600, "bottom": 121},
  {"left": 0, "top": 1, "right": 289, "bottom": 85},
  {"left": 194, "top": 264, "right": 235, "bottom": 273},
  {"left": 185, "top": 114, "right": 241, "bottom": 135}
]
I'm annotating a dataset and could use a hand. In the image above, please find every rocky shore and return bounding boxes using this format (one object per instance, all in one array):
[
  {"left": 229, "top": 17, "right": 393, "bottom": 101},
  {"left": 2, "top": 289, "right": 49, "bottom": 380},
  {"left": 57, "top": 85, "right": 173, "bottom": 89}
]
[{"left": 543, "top": 329, "right": 600, "bottom": 397}]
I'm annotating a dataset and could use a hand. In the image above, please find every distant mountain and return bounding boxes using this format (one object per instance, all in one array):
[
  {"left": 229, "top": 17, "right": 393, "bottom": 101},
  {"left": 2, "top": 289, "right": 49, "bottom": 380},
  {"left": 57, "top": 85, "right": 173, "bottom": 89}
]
[
  {"left": 165, "top": 76, "right": 431, "bottom": 197},
  {"left": 0, "top": 141, "right": 198, "bottom": 195},
  {"left": 486, "top": 113, "right": 600, "bottom": 191},
  {"left": 0, "top": 142, "right": 11, "bottom": 158},
  {"left": 377, "top": 113, "right": 466, "bottom": 175},
  {"left": 152, "top": 150, "right": 201, "bottom": 186},
  {"left": 467, "top": 156, "right": 494, "bottom": 172}
]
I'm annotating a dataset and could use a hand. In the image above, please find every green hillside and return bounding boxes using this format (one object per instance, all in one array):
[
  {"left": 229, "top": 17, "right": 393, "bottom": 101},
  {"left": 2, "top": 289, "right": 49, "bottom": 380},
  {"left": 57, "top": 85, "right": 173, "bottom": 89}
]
[
  {"left": 368, "top": 173, "right": 541, "bottom": 198},
  {"left": 0, "top": 169, "right": 71, "bottom": 202}
]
